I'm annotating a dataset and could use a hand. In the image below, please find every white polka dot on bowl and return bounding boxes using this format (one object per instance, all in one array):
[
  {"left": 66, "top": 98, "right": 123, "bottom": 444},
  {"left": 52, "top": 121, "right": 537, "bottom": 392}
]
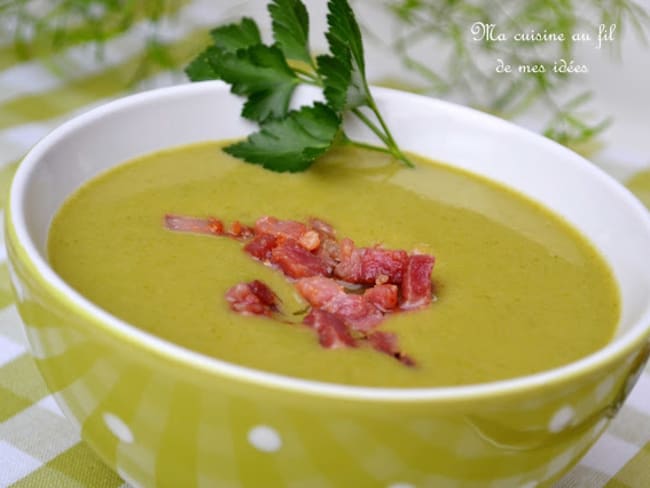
[
  {"left": 247, "top": 425, "right": 282, "bottom": 452},
  {"left": 548, "top": 406, "right": 575, "bottom": 433}
]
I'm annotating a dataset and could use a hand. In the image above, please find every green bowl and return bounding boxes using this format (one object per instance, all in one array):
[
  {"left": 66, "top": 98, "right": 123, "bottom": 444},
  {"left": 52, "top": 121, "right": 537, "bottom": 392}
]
[{"left": 6, "top": 82, "right": 650, "bottom": 487}]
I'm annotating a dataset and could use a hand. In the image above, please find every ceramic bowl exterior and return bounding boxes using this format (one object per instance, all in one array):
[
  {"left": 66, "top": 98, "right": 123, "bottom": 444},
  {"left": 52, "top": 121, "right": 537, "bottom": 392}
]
[{"left": 6, "top": 82, "right": 650, "bottom": 487}]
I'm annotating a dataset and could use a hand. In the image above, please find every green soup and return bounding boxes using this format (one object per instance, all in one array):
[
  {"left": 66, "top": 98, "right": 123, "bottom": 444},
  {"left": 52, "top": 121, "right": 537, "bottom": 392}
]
[{"left": 48, "top": 142, "right": 619, "bottom": 387}]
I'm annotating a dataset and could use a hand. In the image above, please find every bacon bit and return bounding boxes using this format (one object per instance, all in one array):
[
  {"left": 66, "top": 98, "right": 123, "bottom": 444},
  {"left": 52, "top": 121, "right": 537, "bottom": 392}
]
[
  {"left": 304, "top": 309, "right": 357, "bottom": 349},
  {"left": 316, "top": 236, "right": 340, "bottom": 271},
  {"left": 309, "top": 218, "right": 339, "bottom": 269},
  {"left": 244, "top": 233, "right": 278, "bottom": 261},
  {"left": 270, "top": 240, "right": 329, "bottom": 278},
  {"left": 295, "top": 276, "right": 342, "bottom": 307},
  {"left": 163, "top": 212, "right": 437, "bottom": 367},
  {"left": 164, "top": 214, "right": 224, "bottom": 236},
  {"left": 248, "top": 280, "right": 280, "bottom": 308},
  {"left": 400, "top": 254, "right": 435, "bottom": 311},
  {"left": 225, "top": 280, "right": 279, "bottom": 316},
  {"left": 298, "top": 230, "right": 320, "bottom": 251},
  {"left": 227, "top": 220, "right": 255, "bottom": 240},
  {"left": 366, "top": 331, "right": 416, "bottom": 367},
  {"left": 296, "top": 276, "right": 384, "bottom": 331},
  {"left": 309, "top": 217, "right": 336, "bottom": 238},
  {"left": 364, "top": 284, "right": 399, "bottom": 312},
  {"left": 334, "top": 238, "right": 362, "bottom": 282},
  {"left": 255, "top": 216, "right": 308, "bottom": 241},
  {"left": 360, "top": 248, "right": 409, "bottom": 285},
  {"left": 335, "top": 241, "right": 408, "bottom": 285},
  {"left": 324, "top": 293, "right": 384, "bottom": 331}
]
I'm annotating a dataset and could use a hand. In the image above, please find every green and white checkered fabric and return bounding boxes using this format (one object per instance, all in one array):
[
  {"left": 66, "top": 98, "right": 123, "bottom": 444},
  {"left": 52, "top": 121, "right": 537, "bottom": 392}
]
[{"left": 0, "top": 1, "right": 649, "bottom": 486}]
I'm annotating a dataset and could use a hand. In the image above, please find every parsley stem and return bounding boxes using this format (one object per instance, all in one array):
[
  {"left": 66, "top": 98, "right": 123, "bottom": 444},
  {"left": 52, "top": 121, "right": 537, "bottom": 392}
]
[
  {"left": 346, "top": 139, "right": 394, "bottom": 156},
  {"left": 294, "top": 69, "right": 322, "bottom": 87},
  {"left": 292, "top": 67, "right": 320, "bottom": 83},
  {"left": 365, "top": 96, "right": 415, "bottom": 168},
  {"left": 297, "top": 76, "right": 321, "bottom": 87},
  {"left": 351, "top": 108, "right": 391, "bottom": 145},
  {"left": 351, "top": 107, "right": 415, "bottom": 168}
]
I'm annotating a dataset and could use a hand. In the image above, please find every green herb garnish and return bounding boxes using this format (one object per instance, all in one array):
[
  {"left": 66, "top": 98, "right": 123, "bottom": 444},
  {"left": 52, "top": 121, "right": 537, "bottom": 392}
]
[{"left": 185, "top": 0, "right": 414, "bottom": 172}]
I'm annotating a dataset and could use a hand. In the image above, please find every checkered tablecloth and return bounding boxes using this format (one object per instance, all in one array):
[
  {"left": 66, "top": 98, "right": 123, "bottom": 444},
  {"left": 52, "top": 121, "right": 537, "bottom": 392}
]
[{"left": 1, "top": 1, "right": 649, "bottom": 486}]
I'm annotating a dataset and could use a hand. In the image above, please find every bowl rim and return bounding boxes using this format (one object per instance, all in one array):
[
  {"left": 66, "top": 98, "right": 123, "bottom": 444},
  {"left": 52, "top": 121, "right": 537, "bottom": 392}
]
[{"left": 8, "top": 80, "right": 650, "bottom": 403}]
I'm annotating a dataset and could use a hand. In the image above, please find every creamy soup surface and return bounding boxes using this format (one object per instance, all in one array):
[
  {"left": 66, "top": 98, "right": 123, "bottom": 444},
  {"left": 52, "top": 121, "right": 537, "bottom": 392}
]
[{"left": 48, "top": 142, "right": 619, "bottom": 387}]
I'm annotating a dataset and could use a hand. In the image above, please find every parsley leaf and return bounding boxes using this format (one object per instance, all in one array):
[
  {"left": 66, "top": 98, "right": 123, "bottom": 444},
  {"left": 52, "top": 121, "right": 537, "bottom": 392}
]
[
  {"left": 210, "top": 18, "right": 261, "bottom": 52},
  {"left": 321, "top": 0, "right": 368, "bottom": 109},
  {"left": 317, "top": 0, "right": 414, "bottom": 167},
  {"left": 268, "top": 0, "right": 312, "bottom": 66},
  {"left": 214, "top": 45, "right": 300, "bottom": 122},
  {"left": 224, "top": 103, "right": 340, "bottom": 172},
  {"left": 187, "top": 18, "right": 299, "bottom": 122},
  {"left": 317, "top": 52, "right": 351, "bottom": 113},
  {"left": 185, "top": 46, "right": 221, "bottom": 81},
  {"left": 326, "top": 0, "right": 365, "bottom": 75},
  {"left": 186, "top": 0, "right": 414, "bottom": 172},
  {"left": 187, "top": 43, "right": 300, "bottom": 122}
]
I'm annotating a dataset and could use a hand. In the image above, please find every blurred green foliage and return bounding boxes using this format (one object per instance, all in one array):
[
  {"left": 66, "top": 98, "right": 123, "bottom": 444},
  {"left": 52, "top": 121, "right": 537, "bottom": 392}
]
[
  {"left": 371, "top": 0, "right": 649, "bottom": 149},
  {"left": 1, "top": 0, "right": 648, "bottom": 148}
]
